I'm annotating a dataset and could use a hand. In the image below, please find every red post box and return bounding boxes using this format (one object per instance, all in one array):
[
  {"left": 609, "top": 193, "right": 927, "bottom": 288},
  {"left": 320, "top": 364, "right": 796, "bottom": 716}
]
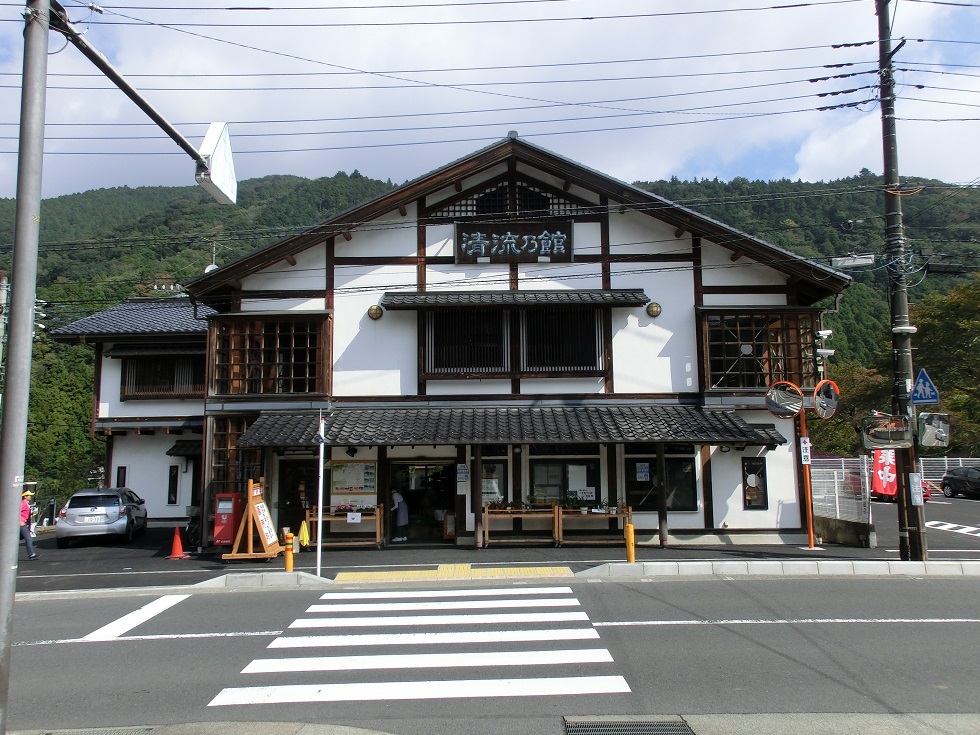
[{"left": 213, "top": 493, "right": 244, "bottom": 546}]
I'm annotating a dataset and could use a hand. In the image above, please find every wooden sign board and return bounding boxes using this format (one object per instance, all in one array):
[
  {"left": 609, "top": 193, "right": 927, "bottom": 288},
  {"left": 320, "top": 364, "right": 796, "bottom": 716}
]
[{"left": 222, "top": 478, "right": 283, "bottom": 561}]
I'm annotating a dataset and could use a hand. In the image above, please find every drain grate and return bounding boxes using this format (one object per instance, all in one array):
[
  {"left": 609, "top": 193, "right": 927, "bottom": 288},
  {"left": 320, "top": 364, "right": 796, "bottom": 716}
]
[
  {"left": 43, "top": 729, "right": 154, "bottom": 735},
  {"left": 564, "top": 718, "right": 695, "bottom": 735}
]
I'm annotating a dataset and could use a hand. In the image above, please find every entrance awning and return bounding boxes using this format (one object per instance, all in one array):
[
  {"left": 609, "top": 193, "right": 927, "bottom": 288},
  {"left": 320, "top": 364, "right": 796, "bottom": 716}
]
[
  {"left": 166, "top": 439, "right": 203, "bottom": 457},
  {"left": 378, "top": 289, "right": 649, "bottom": 310},
  {"left": 236, "top": 405, "right": 785, "bottom": 448}
]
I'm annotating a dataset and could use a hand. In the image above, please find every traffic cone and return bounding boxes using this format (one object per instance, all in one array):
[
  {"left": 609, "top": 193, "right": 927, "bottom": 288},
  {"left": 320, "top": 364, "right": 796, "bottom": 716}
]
[{"left": 167, "top": 526, "right": 190, "bottom": 560}]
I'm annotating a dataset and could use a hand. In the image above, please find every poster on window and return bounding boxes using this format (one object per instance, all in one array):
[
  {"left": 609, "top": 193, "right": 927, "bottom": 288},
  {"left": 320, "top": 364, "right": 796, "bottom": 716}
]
[
  {"left": 330, "top": 461, "right": 377, "bottom": 495},
  {"left": 871, "top": 449, "right": 898, "bottom": 499}
]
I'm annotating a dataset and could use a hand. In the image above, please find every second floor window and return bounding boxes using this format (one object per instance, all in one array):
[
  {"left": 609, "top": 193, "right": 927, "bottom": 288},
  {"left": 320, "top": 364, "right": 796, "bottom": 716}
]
[
  {"left": 703, "top": 310, "right": 818, "bottom": 390},
  {"left": 122, "top": 356, "right": 204, "bottom": 399},
  {"left": 214, "top": 318, "right": 323, "bottom": 395},
  {"left": 424, "top": 307, "right": 604, "bottom": 378}
]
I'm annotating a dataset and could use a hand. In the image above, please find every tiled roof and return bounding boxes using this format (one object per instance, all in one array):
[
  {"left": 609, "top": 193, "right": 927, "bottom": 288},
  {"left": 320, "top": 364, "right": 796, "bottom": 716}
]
[
  {"left": 237, "top": 405, "right": 786, "bottom": 448},
  {"left": 379, "top": 289, "right": 649, "bottom": 309},
  {"left": 166, "top": 440, "right": 203, "bottom": 457},
  {"left": 50, "top": 298, "right": 214, "bottom": 339}
]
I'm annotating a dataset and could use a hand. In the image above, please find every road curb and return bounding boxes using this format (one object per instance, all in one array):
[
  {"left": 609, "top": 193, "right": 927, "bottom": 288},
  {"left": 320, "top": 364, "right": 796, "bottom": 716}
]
[{"left": 577, "top": 559, "right": 980, "bottom": 578}]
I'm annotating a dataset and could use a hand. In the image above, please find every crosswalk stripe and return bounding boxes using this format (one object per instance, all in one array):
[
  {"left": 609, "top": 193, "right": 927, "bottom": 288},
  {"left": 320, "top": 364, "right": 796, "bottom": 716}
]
[
  {"left": 318, "top": 586, "right": 573, "bottom": 600},
  {"left": 268, "top": 628, "right": 601, "bottom": 648},
  {"left": 242, "top": 648, "right": 614, "bottom": 673},
  {"left": 208, "top": 675, "right": 631, "bottom": 706},
  {"left": 305, "top": 597, "right": 580, "bottom": 613},
  {"left": 289, "top": 611, "right": 591, "bottom": 628},
  {"left": 926, "top": 520, "right": 980, "bottom": 536}
]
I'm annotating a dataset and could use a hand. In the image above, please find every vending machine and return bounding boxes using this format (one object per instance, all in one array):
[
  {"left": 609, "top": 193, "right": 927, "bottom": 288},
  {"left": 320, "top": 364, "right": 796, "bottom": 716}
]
[{"left": 213, "top": 493, "right": 244, "bottom": 546}]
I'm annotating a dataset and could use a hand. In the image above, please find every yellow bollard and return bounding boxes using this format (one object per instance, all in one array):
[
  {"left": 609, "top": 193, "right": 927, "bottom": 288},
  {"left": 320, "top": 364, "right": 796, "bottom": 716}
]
[
  {"left": 625, "top": 523, "right": 636, "bottom": 563},
  {"left": 285, "top": 532, "right": 294, "bottom": 572}
]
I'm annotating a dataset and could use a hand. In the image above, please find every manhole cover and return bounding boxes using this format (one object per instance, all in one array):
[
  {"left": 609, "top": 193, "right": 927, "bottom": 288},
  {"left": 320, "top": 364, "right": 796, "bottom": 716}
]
[{"left": 564, "top": 719, "right": 695, "bottom": 735}]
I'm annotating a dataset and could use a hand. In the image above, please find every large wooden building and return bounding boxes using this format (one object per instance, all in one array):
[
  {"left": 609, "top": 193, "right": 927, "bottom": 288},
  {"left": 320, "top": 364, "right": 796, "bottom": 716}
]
[{"left": 53, "top": 137, "right": 849, "bottom": 548}]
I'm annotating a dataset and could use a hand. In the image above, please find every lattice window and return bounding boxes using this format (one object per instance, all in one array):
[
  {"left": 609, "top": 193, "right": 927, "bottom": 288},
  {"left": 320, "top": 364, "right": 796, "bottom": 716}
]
[
  {"left": 704, "top": 311, "right": 817, "bottom": 390},
  {"left": 121, "top": 356, "right": 204, "bottom": 399},
  {"left": 210, "top": 415, "right": 261, "bottom": 497},
  {"left": 430, "top": 180, "right": 594, "bottom": 218},
  {"left": 423, "top": 307, "right": 605, "bottom": 377},
  {"left": 213, "top": 318, "right": 323, "bottom": 395}
]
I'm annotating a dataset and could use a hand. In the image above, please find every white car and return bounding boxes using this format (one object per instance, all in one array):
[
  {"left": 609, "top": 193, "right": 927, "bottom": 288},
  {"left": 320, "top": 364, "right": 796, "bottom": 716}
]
[{"left": 55, "top": 488, "right": 148, "bottom": 548}]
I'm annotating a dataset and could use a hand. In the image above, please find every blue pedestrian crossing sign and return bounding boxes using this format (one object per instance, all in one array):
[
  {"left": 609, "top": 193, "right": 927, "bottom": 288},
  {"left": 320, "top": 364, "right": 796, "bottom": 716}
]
[{"left": 911, "top": 368, "right": 940, "bottom": 405}]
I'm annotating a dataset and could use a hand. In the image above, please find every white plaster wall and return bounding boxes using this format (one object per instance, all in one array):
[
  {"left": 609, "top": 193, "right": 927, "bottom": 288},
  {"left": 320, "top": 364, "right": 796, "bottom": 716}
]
[
  {"left": 711, "top": 414, "right": 802, "bottom": 530},
  {"left": 337, "top": 209, "right": 418, "bottom": 258},
  {"left": 240, "top": 244, "right": 326, "bottom": 291},
  {"left": 98, "top": 356, "right": 204, "bottom": 418},
  {"left": 109, "top": 432, "right": 197, "bottom": 519},
  {"left": 426, "top": 224, "right": 455, "bottom": 258},
  {"left": 701, "top": 239, "right": 788, "bottom": 289},
  {"left": 610, "top": 264, "right": 698, "bottom": 394},
  {"left": 609, "top": 211, "right": 689, "bottom": 257},
  {"left": 333, "top": 264, "right": 418, "bottom": 396},
  {"left": 517, "top": 263, "right": 603, "bottom": 289},
  {"left": 519, "top": 378, "right": 606, "bottom": 394},
  {"left": 701, "top": 293, "right": 787, "bottom": 307},
  {"left": 426, "top": 380, "right": 513, "bottom": 395},
  {"left": 240, "top": 297, "right": 327, "bottom": 313},
  {"left": 573, "top": 222, "right": 601, "bottom": 258},
  {"left": 426, "top": 265, "right": 511, "bottom": 290}
]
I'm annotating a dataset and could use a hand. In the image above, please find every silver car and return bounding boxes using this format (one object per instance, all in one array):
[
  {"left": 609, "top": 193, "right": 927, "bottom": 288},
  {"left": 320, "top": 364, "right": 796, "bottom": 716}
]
[{"left": 55, "top": 488, "right": 148, "bottom": 548}]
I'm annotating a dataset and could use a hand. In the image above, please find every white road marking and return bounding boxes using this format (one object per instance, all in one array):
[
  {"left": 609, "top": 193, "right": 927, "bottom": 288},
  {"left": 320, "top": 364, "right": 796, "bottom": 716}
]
[
  {"left": 15, "top": 630, "right": 282, "bottom": 647},
  {"left": 926, "top": 520, "right": 980, "bottom": 537},
  {"left": 319, "top": 586, "right": 573, "bottom": 600},
  {"left": 268, "top": 628, "right": 600, "bottom": 648},
  {"left": 81, "top": 594, "right": 190, "bottom": 641},
  {"left": 243, "top": 648, "right": 613, "bottom": 673},
  {"left": 305, "top": 597, "right": 579, "bottom": 613},
  {"left": 594, "top": 617, "right": 980, "bottom": 627},
  {"left": 290, "top": 611, "right": 591, "bottom": 628},
  {"left": 208, "top": 675, "right": 631, "bottom": 706}
]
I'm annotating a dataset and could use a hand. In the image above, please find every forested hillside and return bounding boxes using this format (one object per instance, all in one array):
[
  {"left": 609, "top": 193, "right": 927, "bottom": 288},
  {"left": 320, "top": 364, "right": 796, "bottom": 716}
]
[{"left": 2, "top": 169, "right": 978, "bottom": 496}]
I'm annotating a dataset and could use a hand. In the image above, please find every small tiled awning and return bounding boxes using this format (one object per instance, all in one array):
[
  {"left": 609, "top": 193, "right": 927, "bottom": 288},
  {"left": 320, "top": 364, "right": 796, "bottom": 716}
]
[
  {"left": 105, "top": 344, "right": 205, "bottom": 357},
  {"left": 166, "top": 440, "right": 203, "bottom": 457},
  {"left": 379, "top": 289, "right": 649, "bottom": 310},
  {"left": 237, "top": 405, "right": 785, "bottom": 448}
]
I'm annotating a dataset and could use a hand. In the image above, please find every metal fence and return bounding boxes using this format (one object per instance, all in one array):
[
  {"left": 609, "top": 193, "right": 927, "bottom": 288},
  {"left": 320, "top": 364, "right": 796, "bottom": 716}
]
[
  {"left": 810, "top": 457, "right": 872, "bottom": 524},
  {"left": 809, "top": 456, "right": 980, "bottom": 522}
]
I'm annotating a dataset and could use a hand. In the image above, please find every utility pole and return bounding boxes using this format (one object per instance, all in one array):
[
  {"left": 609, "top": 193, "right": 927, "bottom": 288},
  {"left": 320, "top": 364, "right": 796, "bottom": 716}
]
[
  {"left": 0, "top": 4, "right": 236, "bottom": 731},
  {"left": 0, "top": 3, "right": 49, "bottom": 733},
  {"left": 875, "top": 0, "right": 927, "bottom": 561}
]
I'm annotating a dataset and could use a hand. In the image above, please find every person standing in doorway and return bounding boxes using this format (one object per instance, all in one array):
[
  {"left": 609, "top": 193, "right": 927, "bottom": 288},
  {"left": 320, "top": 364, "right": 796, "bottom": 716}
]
[
  {"left": 391, "top": 489, "right": 409, "bottom": 542},
  {"left": 20, "top": 489, "right": 38, "bottom": 560}
]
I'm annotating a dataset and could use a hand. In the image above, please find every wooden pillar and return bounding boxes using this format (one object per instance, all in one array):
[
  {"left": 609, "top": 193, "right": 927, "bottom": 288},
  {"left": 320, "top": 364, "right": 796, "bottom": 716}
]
[{"left": 471, "top": 444, "right": 483, "bottom": 548}]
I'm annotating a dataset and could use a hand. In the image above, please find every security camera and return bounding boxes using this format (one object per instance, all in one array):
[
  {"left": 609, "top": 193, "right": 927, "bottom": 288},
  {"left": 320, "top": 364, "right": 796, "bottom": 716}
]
[
  {"left": 816, "top": 329, "right": 834, "bottom": 339},
  {"left": 816, "top": 348, "right": 835, "bottom": 358}
]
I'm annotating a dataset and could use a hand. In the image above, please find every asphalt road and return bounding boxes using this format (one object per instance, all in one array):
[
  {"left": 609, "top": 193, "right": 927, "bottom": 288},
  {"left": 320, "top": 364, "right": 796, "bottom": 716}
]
[
  {"left": 14, "top": 494, "right": 980, "bottom": 594},
  {"left": 8, "top": 578, "right": 980, "bottom": 735}
]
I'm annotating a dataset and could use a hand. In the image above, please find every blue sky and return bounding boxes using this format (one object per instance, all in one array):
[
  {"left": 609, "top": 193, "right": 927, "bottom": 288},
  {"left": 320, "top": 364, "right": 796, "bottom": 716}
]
[{"left": 1, "top": 0, "right": 979, "bottom": 200}]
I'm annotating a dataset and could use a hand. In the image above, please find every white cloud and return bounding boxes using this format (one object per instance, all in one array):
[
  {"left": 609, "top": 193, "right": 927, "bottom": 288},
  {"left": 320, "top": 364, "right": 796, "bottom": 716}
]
[{"left": 1, "top": 0, "right": 977, "bottom": 199}]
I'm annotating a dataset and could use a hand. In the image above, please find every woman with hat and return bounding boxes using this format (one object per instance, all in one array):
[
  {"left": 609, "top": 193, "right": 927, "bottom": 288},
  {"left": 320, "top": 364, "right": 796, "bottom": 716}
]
[{"left": 20, "top": 489, "right": 38, "bottom": 560}]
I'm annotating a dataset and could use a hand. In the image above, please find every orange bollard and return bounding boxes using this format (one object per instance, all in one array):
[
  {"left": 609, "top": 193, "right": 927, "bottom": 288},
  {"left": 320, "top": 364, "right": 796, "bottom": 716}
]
[
  {"left": 625, "top": 523, "right": 636, "bottom": 563},
  {"left": 285, "top": 532, "right": 294, "bottom": 572}
]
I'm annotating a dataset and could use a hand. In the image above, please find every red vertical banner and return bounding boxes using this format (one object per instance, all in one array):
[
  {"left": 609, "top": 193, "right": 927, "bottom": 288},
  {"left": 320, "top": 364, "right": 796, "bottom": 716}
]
[{"left": 872, "top": 449, "right": 898, "bottom": 499}]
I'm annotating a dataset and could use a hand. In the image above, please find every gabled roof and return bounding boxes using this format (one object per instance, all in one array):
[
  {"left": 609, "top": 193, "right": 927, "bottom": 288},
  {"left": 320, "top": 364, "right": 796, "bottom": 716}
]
[
  {"left": 184, "top": 137, "right": 850, "bottom": 305},
  {"left": 50, "top": 297, "right": 213, "bottom": 342}
]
